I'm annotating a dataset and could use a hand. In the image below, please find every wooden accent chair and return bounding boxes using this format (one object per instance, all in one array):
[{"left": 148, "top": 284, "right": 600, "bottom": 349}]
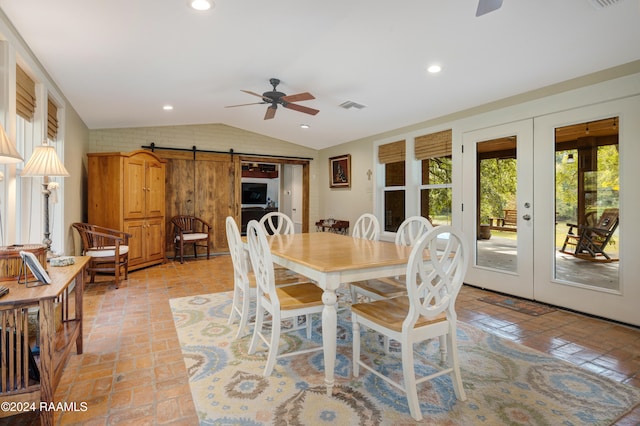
[
  {"left": 72, "top": 223, "right": 131, "bottom": 288},
  {"left": 561, "top": 208, "right": 619, "bottom": 260},
  {"left": 352, "top": 213, "right": 380, "bottom": 240},
  {"left": 171, "top": 215, "right": 211, "bottom": 264},
  {"left": 259, "top": 211, "right": 294, "bottom": 235},
  {"left": 246, "top": 220, "right": 324, "bottom": 376},
  {"left": 351, "top": 225, "right": 469, "bottom": 421}
]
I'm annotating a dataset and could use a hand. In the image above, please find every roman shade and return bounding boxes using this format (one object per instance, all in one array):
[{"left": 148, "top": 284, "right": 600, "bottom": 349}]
[
  {"left": 414, "top": 129, "right": 452, "bottom": 160},
  {"left": 47, "top": 97, "right": 58, "bottom": 140},
  {"left": 378, "top": 140, "right": 406, "bottom": 164},
  {"left": 16, "top": 65, "right": 36, "bottom": 121}
]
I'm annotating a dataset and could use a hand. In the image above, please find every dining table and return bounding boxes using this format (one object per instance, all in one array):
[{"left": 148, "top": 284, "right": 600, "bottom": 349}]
[{"left": 266, "top": 231, "right": 414, "bottom": 396}]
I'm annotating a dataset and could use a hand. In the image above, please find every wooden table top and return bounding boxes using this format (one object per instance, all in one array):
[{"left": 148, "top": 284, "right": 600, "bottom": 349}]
[
  {"left": 267, "top": 232, "right": 412, "bottom": 273},
  {"left": 0, "top": 256, "right": 90, "bottom": 306}
]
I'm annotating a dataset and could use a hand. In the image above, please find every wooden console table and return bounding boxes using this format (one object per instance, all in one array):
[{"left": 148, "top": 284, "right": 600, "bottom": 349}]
[{"left": 0, "top": 256, "right": 89, "bottom": 426}]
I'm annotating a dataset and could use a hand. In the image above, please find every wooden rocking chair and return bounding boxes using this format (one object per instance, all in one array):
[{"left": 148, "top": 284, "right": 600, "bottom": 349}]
[{"left": 561, "top": 208, "right": 619, "bottom": 261}]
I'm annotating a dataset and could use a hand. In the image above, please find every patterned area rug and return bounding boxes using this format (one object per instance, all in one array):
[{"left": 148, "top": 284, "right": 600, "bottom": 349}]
[
  {"left": 170, "top": 291, "right": 640, "bottom": 425},
  {"left": 478, "top": 293, "right": 557, "bottom": 316}
]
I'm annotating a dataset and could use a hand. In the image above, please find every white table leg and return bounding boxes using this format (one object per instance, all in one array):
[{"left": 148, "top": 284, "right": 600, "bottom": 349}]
[{"left": 321, "top": 287, "right": 338, "bottom": 395}]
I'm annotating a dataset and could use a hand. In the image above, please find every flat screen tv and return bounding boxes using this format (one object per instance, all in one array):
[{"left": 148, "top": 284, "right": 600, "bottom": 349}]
[{"left": 242, "top": 183, "right": 268, "bottom": 205}]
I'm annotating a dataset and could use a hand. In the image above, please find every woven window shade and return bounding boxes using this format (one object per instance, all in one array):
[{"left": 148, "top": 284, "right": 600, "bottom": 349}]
[
  {"left": 415, "top": 129, "right": 452, "bottom": 160},
  {"left": 47, "top": 97, "right": 58, "bottom": 140},
  {"left": 16, "top": 65, "right": 36, "bottom": 121},
  {"left": 378, "top": 140, "right": 406, "bottom": 164}
]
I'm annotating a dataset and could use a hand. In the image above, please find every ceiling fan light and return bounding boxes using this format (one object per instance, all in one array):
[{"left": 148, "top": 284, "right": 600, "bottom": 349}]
[{"left": 189, "top": 0, "right": 213, "bottom": 11}]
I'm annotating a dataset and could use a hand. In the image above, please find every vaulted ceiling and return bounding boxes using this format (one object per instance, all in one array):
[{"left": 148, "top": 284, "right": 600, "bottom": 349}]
[{"left": 1, "top": 0, "right": 639, "bottom": 150}]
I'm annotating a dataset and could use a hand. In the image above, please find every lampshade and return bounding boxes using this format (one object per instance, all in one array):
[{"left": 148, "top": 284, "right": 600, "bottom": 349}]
[
  {"left": 21, "top": 144, "right": 69, "bottom": 177},
  {"left": 0, "top": 123, "right": 24, "bottom": 164}
]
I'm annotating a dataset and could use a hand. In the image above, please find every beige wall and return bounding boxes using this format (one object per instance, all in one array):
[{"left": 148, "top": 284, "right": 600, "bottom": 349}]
[
  {"left": 63, "top": 104, "right": 90, "bottom": 255},
  {"left": 88, "top": 123, "right": 321, "bottom": 228}
]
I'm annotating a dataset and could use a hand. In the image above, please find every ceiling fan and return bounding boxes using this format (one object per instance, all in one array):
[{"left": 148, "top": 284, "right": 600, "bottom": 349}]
[
  {"left": 476, "top": 0, "right": 503, "bottom": 16},
  {"left": 226, "top": 78, "right": 319, "bottom": 120}
]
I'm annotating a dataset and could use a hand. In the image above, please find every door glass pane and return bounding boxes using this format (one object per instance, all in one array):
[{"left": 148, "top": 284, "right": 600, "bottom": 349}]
[
  {"left": 555, "top": 117, "right": 619, "bottom": 289},
  {"left": 476, "top": 137, "right": 518, "bottom": 272}
]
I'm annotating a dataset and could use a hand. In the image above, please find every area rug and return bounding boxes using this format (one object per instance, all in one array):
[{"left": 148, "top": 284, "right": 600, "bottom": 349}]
[
  {"left": 170, "top": 291, "right": 640, "bottom": 425},
  {"left": 478, "top": 293, "right": 557, "bottom": 316}
]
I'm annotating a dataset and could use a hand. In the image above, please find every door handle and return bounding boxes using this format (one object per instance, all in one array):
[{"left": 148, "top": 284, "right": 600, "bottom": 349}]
[{"left": 522, "top": 214, "right": 531, "bottom": 221}]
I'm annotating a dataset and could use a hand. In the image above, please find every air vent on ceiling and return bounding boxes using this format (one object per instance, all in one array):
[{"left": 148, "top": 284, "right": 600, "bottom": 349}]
[
  {"left": 587, "top": 0, "right": 622, "bottom": 9},
  {"left": 339, "top": 100, "right": 367, "bottom": 110}
]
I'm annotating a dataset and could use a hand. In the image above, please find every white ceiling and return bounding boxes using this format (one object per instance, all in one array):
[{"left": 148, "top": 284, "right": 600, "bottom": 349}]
[{"left": 1, "top": 0, "right": 640, "bottom": 150}]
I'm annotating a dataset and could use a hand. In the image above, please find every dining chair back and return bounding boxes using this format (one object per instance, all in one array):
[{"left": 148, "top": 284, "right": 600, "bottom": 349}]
[
  {"left": 259, "top": 212, "right": 295, "bottom": 235},
  {"left": 350, "top": 216, "right": 434, "bottom": 303},
  {"left": 352, "top": 213, "right": 380, "bottom": 240},
  {"left": 246, "top": 220, "right": 324, "bottom": 376},
  {"left": 351, "top": 225, "right": 469, "bottom": 421},
  {"left": 225, "top": 217, "right": 254, "bottom": 339}
]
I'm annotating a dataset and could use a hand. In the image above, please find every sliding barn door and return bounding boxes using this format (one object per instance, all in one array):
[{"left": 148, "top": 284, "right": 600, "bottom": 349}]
[{"left": 158, "top": 150, "right": 240, "bottom": 257}]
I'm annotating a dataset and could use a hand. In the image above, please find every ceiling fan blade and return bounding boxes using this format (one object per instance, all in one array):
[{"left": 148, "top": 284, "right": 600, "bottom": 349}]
[
  {"left": 241, "top": 90, "right": 274, "bottom": 102},
  {"left": 476, "top": 0, "right": 503, "bottom": 16},
  {"left": 283, "top": 103, "right": 319, "bottom": 116},
  {"left": 225, "top": 102, "right": 265, "bottom": 108},
  {"left": 281, "top": 92, "right": 315, "bottom": 103},
  {"left": 264, "top": 106, "right": 277, "bottom": 120}
]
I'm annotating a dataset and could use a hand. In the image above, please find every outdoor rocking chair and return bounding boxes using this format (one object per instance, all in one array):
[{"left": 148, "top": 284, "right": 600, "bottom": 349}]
[{"left": 561, "top": 208, "right": 619, "bottom": 261}]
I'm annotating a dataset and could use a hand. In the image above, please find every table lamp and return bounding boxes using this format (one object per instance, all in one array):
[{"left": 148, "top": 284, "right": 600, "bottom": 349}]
[
  {"left": 0, "top": 124, "right": 24, "bottom": 245},
  {"left": 21, "top": 141, "right": 69, "bottom": 252}
]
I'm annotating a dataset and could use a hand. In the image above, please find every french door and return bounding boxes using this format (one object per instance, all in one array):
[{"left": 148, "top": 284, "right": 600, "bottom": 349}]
[
  {"left": 533, "top": 96, "right": 639, "bottom": 326},
  {"left": 461, "top": 96, "right": 640, "bottom": 326},
  {"left": 462, "top": 120, "right": 534, "bottom": 298}
]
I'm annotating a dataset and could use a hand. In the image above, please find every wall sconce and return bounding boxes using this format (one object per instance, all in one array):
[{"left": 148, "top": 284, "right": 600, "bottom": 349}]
[
  {"left": 566, "top": 153, "right": 575, "bottom": 164},
  {"left": 21, "top": 141, "right": 69, "bottom": 252}
]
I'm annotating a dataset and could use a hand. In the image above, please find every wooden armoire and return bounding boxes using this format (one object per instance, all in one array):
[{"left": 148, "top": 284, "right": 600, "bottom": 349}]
[{"left": 87, "top": 150, "right": 167, "bottom": 270}]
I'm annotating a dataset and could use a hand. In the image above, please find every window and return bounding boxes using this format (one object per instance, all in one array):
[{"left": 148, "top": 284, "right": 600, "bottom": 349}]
[
  {"left": 415, "top": 130, "right": 452, "bottom": 226},
  {"left": 378, "top": 140, "right": 406, "bottom": 232}
]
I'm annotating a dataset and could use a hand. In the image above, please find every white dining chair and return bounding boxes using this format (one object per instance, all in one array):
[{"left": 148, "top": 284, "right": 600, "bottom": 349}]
[
  {"left": 259, "top": 211, "right": 295, "bottom": 235},
  {"left": 246, "top": 220, "right": 324, "bottom": 376},
  {"left": 352, "top": 213, "right": 380, "bottom": 240},
  {"left": 351, "top": 225, "right": 469, "bottom": 421},
  {"left": 351, "top": 215, "right": 433, "bottom": 352},
  {"left": 225, "top": 217, "right": 300, "bottom": 339},
  {"left": 350, "top": 216, "right": 433, "bottom": 303}
]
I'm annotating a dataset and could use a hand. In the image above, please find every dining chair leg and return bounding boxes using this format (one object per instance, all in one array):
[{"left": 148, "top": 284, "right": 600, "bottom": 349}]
[
  {"left": 305, "top": 314, "right": 313, "bottom": 339},
  {"left": 447, "top": 329, "right": 467, "bottom": 401},
  {"left": 227, "top": 287, "right": 240, "bottom": 324},
  {"left": 352, "top": 320, "right": 361, "bottom": 377},
  {"left": 236, "top": 289, "right": 251, "bottom": 339},
  {"left": 247, "top": 303, "right": 264, "bottom": 356},
  {"left": 264, "top": 312, "right": 281, "bottom": 376},
  {"left": 439, "top": 335, "right": 447, "bottom": 362},
  {"left": 401, "top": 336, "right": 422, "bottom": 421}
]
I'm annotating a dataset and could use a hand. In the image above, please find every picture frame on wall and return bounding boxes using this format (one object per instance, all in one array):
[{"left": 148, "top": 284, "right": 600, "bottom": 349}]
[{"left": 329, "top": 154, "right": 351, "bottom": 188}]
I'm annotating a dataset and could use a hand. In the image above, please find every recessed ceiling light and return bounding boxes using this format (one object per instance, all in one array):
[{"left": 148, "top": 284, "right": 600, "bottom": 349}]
[
  {"left": 163, "top": 105, "right": 174, "bottom": 111},
  {"left": 188, "top": 0, "right": 213, "bottom": 11},
  {"left": 427, "top": 65, "right": 442, "bottom": 74},
  {"left": 300, "top": 124, "right": 310, "bottom": 129}
]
